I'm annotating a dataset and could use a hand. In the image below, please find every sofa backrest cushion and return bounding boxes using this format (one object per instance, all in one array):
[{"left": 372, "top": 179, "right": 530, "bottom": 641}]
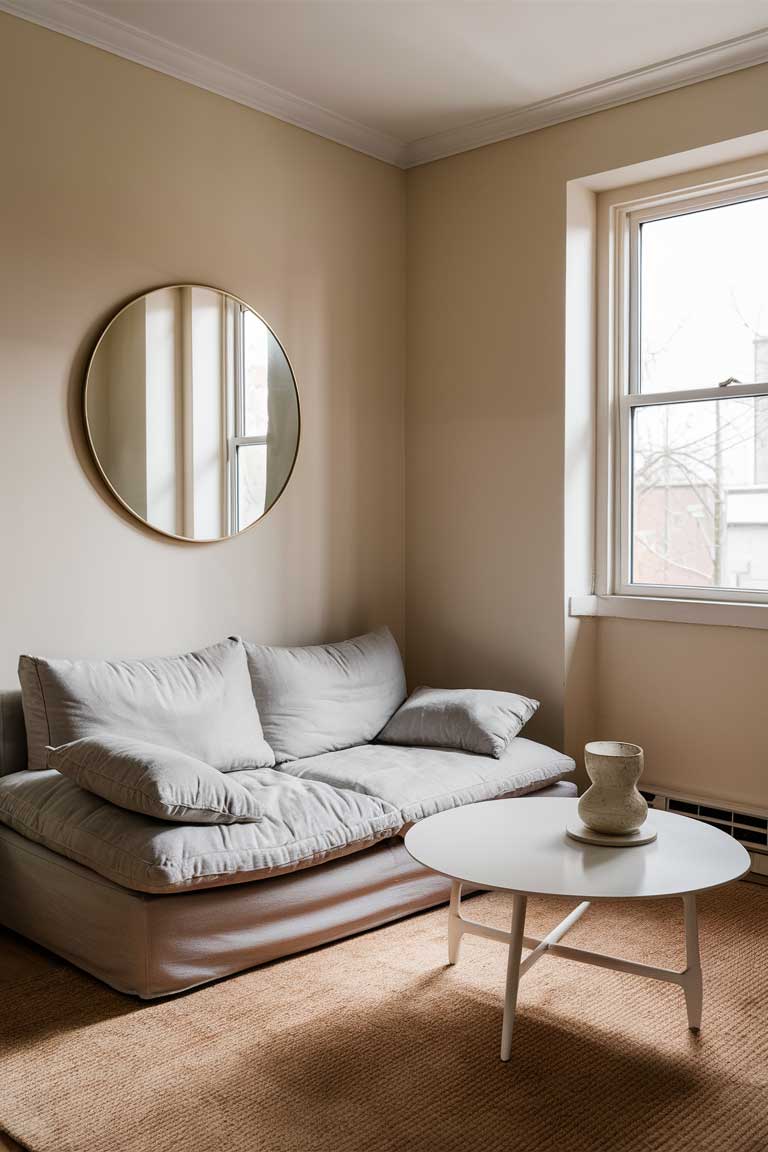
[
  {"left": 18, "top": 638, "right": 274, "bottom": 773},
  {"left": 47, "top": 735, "right": 264, "bottom": 825},
  {"left": 243, "top": 627, "right": 407, "bottom": 762},
  {"left": 0, "top": 691, "right": 27, "bottom": 777}
]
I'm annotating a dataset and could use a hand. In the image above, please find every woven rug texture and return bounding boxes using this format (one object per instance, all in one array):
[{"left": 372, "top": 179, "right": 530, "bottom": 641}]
[{"left": 1, "top": 883, "right": 767, "bottom": 1152}]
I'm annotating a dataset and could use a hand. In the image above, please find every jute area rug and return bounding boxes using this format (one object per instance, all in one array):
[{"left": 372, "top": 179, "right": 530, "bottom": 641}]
[{"left": 1, "top": 883, "right": 767, "bottom": 1152}]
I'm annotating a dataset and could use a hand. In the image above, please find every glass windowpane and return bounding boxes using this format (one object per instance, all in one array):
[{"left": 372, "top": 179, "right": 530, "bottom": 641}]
[
  {"left": 237, "top": 444, "right": 267, "bottom": 530},
  {"left": 632, "top": 397, "right": 768, "bottom": 591},
  {"left": 640, "top": 197, "right": 768, "bottom": 394},
  {"left": 242, "top": 309, "right": 269, "bottom": 436}
]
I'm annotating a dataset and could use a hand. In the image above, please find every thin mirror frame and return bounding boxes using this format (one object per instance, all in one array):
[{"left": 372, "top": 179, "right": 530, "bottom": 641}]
[{"left": 83, "top": 284, "right": 301, "bottom": 543}]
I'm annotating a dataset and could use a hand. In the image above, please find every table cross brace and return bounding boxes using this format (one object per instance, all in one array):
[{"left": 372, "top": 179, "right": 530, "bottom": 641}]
[{"left": 447, "top": 881, "right": 703, "bottom": 1060}]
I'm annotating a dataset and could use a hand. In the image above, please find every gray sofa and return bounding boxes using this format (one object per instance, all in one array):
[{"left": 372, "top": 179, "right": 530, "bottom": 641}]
[{"left": 0, "top": 632, "right": 575, "bottom": 998}]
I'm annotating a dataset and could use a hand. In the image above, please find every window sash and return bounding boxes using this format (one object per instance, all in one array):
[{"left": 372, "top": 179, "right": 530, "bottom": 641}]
[{"left": 611, "top": 177, "right": 768, "bottom": 605}]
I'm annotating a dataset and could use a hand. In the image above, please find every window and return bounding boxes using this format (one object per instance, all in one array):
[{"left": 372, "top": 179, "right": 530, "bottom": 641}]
[
  {"left": 228, "top": 302, "right": 270, "bottom": 533},
  {"left": 608, "top": 180, "right": 768, "bottom": 604}
]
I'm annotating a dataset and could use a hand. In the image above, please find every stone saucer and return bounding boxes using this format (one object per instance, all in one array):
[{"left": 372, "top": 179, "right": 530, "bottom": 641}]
[{"left": 566, "top": 820, "right": 658, "bottom": 847}]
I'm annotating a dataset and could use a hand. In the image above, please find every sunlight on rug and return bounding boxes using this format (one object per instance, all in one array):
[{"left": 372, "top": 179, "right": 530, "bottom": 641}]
[{"left": 1, "top": 882, "right": 767, "bottom": 1152}]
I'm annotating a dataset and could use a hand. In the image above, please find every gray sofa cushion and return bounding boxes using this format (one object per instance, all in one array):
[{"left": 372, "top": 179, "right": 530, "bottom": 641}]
[
  {"left": 0, "top": 691, "right": 26, "bottom": 778},
  {"left": 47, "top": 736, "right": 264, "bottom": 825},
  {"left": 378, "top": 687, "right": 539, "bottom": 758},
  {"left": 243, "top": 627, "right": 406, "bottom": 762},
  {"left": 18, "top": 638, "right": 274, "bottom": 773},
  {"left": 278, "top": 738, "right": 574, "bottom": 823},
  {"left": 0, "top": 767, "right": 401, "bottom": 893}
]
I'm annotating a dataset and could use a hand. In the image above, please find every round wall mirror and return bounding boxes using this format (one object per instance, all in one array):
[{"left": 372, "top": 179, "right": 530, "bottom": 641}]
[{"left": 84, "top": 285, "right": 300, "bottom": 541}]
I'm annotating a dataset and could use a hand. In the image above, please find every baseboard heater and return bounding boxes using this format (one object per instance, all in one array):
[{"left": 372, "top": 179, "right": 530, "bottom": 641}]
[{"left": 640, "top": 788, "right": 768, "bottom": 882}]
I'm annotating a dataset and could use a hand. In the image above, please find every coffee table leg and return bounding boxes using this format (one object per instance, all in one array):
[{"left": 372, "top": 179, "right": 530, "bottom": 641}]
[
  {"left": 500, "top": 894, "right": 528, "bottom": 1062},
  {"left": 448, "top": 880, "right": 463, "bottom": 964},
  {"left": 682, "top": 893, "right": 703, "bottom": 1031}
]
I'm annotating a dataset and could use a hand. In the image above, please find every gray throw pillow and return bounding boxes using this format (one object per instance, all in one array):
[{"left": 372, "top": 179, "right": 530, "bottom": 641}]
[
  {"left": 242, "top": 627, "right": 407, "bottom": 762},
  {"left": 47, "top": 736, "right": 263, "bottom": 824},
  {"left": 19, "top": 638, "right": 274, "bottom": 773},
  {"left": 377, "top": 686, "right": 539, "bottom": 758}
]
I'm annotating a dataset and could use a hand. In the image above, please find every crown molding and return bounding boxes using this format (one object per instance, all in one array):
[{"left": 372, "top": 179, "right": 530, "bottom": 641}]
[
  {"left": 0, "top": 0, "right": 406, "bottom": 166},
  {"left": 403, "top": 25, "right": 768, "bottom": 167},
  {"left": 2, "top": 0, "right": 768, "bottom": 171}
]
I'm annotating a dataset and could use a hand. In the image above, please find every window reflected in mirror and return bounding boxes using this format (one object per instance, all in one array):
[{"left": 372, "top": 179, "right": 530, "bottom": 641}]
[{"left": 85, "top": 286, "right": 299, "bottom": 541}]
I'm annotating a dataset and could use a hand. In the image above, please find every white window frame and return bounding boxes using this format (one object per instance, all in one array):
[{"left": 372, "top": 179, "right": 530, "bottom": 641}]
[{"left": 598, "top": 171, "right": 768, "bottom": 609}]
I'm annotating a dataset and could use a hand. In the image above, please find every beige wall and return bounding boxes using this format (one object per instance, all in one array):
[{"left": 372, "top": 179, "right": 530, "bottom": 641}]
[
  {"left": 597, "top": 620, "right": 768, "bottom": 811},
  {"left": 3, "top": 12, "right": 768, "bottom": 809},
  {"left": 407, "top": 64, "right": 768, "bottom": 802},
  {"left": 0, "top": 14, "right": 406, "bottom": 685}
]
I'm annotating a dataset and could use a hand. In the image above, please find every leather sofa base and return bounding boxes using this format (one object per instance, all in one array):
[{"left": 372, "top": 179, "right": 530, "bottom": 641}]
[{"left": 0, "top": 779, "right": 576, "bottom": 998}]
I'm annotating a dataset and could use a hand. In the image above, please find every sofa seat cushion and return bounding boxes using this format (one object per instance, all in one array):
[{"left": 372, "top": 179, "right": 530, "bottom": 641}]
[
  {"left": 278, "top": 738, "right": 574, "bottom": 823},
  {"left": 0, "top": 769, "right": 401, "bottom": 894}
]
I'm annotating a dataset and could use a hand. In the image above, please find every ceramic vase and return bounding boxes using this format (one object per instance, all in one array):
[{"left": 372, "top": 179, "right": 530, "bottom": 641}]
[{"left": 578, "top": 741, "right": 647, "bottom": 835}]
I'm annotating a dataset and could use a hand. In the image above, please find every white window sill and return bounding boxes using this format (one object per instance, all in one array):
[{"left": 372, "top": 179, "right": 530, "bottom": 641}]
[{"left": 569, "top": 594, "right": 768, "bottom": 631}]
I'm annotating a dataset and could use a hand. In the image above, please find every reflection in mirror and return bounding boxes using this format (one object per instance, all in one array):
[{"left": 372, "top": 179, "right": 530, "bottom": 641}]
[{"left": 85, "top": 286, "right": 299, "bottom": 541}]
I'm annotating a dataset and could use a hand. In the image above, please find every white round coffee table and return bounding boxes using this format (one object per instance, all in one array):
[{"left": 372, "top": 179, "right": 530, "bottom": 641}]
[{"left": 404, "top": 797, "right": 749, "bottom": 1061}]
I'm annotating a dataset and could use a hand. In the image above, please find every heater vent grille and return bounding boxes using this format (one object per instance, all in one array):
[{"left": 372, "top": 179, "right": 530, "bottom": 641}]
[{"left": 640, "top": 789, "right": 768, "bottom": 877}]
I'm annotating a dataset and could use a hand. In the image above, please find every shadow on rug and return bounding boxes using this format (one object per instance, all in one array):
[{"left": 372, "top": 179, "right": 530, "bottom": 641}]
[{"left": 1, "top": 884, "right": 767, "bottom": 1152}]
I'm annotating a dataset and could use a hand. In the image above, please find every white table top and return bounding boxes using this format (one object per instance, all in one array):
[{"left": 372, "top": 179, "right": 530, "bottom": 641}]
[{"left": 404, "top": 798, "right": 750, "bottom": 900}]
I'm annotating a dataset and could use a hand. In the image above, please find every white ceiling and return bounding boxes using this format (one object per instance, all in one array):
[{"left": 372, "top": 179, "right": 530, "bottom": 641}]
[{"left": 4, "top": 0, "right": 768, "bottom": 166}]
